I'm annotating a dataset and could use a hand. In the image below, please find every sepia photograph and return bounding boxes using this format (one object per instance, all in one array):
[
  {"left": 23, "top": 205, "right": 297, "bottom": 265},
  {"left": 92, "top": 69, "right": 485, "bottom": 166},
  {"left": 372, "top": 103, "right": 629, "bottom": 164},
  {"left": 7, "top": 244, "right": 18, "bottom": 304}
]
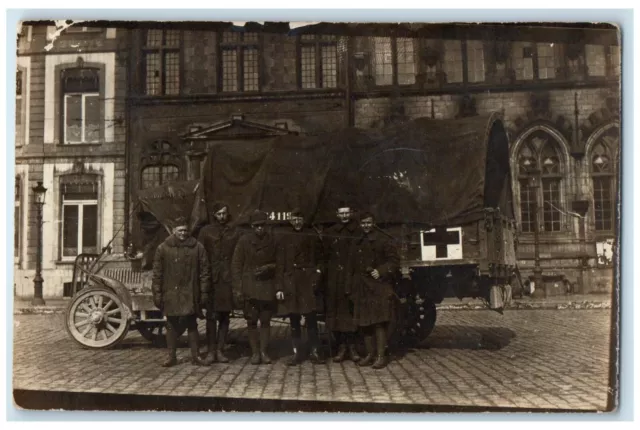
[{"left": 10, "top": 17, "right": 621, "bottom": 414}]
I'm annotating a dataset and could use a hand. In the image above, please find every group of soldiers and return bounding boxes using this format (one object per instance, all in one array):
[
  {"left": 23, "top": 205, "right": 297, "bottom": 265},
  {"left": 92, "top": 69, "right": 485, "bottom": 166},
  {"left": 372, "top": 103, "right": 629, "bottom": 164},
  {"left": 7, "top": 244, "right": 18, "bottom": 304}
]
[{"left": 151, "top": 202, "right": 400, "bottom": 370}]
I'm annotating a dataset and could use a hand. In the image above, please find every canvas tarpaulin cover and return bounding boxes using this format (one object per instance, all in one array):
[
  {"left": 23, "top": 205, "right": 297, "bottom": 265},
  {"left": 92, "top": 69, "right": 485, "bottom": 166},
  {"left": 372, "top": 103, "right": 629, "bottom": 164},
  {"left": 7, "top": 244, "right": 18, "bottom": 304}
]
[{"left": 201, "top": 112, "right": 512, "bottom": 227}]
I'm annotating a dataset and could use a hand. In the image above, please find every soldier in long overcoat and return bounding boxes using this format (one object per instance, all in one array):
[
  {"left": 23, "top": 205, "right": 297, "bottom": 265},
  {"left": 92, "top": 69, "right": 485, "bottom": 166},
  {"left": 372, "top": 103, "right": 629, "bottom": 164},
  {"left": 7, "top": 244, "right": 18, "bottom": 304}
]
[
  {"left": 231, "top": 210, "right": 277, "bottom": 365},
  {"left": 197, "top": 202, "right": 240, "bottom": 364},
  {"left": 323, "top": 202, "right": 362, "bottom": 363},
  {"left": 275, "top": 208, "right": 325, "bottom": 366},
  {"left": 152, "top": 217, "right": 211, "bottom": 367},
  {"left": 346, "top": 212, "right": 399, "bottom": 369}
]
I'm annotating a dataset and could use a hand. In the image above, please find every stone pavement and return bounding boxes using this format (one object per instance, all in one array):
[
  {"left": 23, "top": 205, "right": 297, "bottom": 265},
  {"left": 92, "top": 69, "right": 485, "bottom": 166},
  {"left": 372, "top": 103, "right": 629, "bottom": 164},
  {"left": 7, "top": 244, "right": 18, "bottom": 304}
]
[{"left": 12, "top": 308, "right": 615, "bottom": 412}]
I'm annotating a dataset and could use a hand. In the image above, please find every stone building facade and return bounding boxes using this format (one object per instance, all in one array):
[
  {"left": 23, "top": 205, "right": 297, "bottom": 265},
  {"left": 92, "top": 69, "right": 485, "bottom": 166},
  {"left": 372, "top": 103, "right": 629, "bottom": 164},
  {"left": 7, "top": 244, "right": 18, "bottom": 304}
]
[
  {"left": 14, "top": 22, "right": 619, "bottom": 298},
  {"left": 14, "top": 23, "right": 128, "bottom": 298}
]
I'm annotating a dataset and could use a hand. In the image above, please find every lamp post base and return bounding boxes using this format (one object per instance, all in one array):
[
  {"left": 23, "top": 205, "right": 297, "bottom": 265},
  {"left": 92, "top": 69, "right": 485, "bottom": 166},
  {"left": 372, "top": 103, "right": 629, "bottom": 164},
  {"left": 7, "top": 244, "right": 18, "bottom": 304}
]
[
  {"left": 31, "top": 297, "right": 46, "bottom": 306},
  {"left": 32, "top": 275, "right": 46, "bottom": 306}
]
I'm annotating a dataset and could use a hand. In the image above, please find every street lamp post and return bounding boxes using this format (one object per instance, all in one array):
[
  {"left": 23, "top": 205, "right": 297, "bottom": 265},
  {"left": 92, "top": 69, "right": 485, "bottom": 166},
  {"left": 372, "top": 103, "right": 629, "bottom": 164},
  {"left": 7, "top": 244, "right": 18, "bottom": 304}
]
[
  {"left": 528, "top": 169, "right": 546, "bottom": 298},
  {"left": 32, "top": 181, "right": 47, "bottom": 306}
]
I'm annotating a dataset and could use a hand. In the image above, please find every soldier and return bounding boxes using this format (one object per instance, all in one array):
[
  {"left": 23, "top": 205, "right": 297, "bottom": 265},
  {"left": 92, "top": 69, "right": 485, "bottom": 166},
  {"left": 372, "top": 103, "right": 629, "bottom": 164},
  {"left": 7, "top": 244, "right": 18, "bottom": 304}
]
[
  {"left": 198, "top": 202, "right": 240, "bottom": 364},
  {"left": 275, "top": 208, "right": 325, "bottom": 366},
  {"left": 231, "top": 210, "right": 277, "bottom": 365},
  {"left": 346, "top": 212, "right": 399, "bottom": 369},
  {"left": 152, "top": 216, "right": 211, "bottom": 367},
  {"left": 323, "top": 202, "right": 362, "bottom": 363}
]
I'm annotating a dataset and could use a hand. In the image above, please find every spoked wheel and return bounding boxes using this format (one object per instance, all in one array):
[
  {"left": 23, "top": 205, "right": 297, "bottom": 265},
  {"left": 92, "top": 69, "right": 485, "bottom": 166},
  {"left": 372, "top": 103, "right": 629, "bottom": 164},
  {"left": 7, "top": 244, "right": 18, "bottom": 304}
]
[
  {"left": 65, "top": 287, "right": 130, "bottom": 349},
  {"left": 136, "top": 321, "right": 186, "bottom": 347}
]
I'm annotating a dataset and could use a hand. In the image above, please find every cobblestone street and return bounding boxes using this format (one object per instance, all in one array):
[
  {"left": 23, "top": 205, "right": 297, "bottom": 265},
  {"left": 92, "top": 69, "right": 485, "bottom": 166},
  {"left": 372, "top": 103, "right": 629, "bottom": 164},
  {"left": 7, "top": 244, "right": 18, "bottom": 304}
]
[{"left": 12, "top": 309, "right": 615, "bottom": 412}]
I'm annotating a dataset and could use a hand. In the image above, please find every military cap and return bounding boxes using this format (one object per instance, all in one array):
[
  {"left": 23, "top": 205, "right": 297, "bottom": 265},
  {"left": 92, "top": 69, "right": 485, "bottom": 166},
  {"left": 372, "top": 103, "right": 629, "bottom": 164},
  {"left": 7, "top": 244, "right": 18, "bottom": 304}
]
[
  {"left": 173, "top": 216, "right": 189, "bottom": 227},
  {"left": 212, "top": 201, "right": 228, "bottom": 213},
  {"left": 359, "top": 211, "right": 375, "bottom": 221},
  {"left": 290, "top": 207, "right": 304, "bottom": 218},
  {"left": 250, "top": 210, "right": 268, "bottom": 225}
]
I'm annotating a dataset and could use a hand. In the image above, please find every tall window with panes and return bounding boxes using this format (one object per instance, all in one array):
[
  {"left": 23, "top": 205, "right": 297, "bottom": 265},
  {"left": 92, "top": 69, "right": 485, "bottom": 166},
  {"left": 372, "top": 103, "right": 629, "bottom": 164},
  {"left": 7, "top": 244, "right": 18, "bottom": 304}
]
[
  {"left": 16, "top": 70, "right": 23, "bottom": 145},
  {"left": 466, "top": 40, "right": 485, "bottom": 83},
  {"left": 143, "top": 29, "right": 181, "bottom": 95},
  {"left": 591, "top": 135, "right": 617, "bottom": 232},
  {"left": 517, "top": 134, "right": 564, "bottom": 233},
  {"left": 220, "top": 31, "right": 260, "bottom": 92},
  {"left": 62, "top": 68, "right": 100, "bottom": 144},
  {"left": 513, "top": 42, "right": 556, "bottom": 81},
  {"left": 299, "top": 35, "right": 338, "bottom": 89},
  {"left": 373, "top": 36, "right": 416, "bottom": 86},
  {"left": 141, "top": 164, "right": 180, "bottom": 189},
  {"left": 61, "top": 181, "right": 99, "bottom": 258},
  {"left": 14, "top": 176, "right": 21, "bottom": 263}
]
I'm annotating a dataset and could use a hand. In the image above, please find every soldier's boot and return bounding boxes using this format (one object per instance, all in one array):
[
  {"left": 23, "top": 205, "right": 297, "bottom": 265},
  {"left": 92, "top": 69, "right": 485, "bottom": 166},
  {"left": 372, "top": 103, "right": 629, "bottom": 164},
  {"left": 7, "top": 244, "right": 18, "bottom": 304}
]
[
  {"left": 188, "top": 329, "right": 209, "bottom": 366},
  {"left": 332, "top": 343, "right": 347, "bottom": 363},
  {"left": 248, "top": 327, "right": 261, "bottom": 365},
  {"left": 358, "top": 333, "right": 376, "bottom": 367},
  {"left": 286, "top": 337, "right": 303, "bottom": 366},
  {"left": 372, "top": 325, "right": 388, "bottom": 369},
  {"left": 202, "top": 320, "right": 218, "bottom": 365},
  {"left": 216, "top": 321, "right": 230, "bottom": 363},
  {"left": 162, "top": 327, "right": 178, "bottom": 367},
  {"left": 307, "top": 327, "right": 325, "bottom": 365},
  {"left": 259, "top": 326, "right": 273, "bottom": 364},
  {"left": 347, "top": 337, "right": 361, "bottom": 363}
]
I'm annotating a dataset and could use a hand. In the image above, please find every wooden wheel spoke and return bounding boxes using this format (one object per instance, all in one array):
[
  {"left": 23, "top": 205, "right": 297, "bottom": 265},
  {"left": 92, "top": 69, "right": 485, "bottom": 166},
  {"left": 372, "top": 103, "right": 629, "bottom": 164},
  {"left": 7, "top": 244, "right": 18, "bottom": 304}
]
[
  {"left": 81, "top": 325, "right": 93, "bottom": 337},
  {"left": 80, "top": 303, "right": 92, "bottom": 314},
  {"left": 106, "top": 316, "right": 122, "bottom": 324},
  {"left": 75, "top": 319, "right": 92, "bottom": 329},
  {"left": 97, "top": 295, "right": 104, "bottom": 310},
  {"left": 75, "top": 312, "right": 89, "bottom": 318},
  {"left": 92, "top": 327, "right": 99, "bottom": 341},
  {"left": 105, "top": 322, "right": 117, "bottom": 334},
  {"left": 102, "top": 299, "right": 114, "bottom": 311},
  {"left": 105, "top": 308, "right": 121, "bottom": 316}
]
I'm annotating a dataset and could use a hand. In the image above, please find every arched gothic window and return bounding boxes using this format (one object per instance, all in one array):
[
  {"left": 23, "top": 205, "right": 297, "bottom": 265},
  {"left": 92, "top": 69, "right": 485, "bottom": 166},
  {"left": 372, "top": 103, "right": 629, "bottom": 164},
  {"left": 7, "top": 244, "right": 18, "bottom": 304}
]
[
  {"left": 517, "top": 131, "right": 565, "bottom": 233},
  {"left": 140, "top": 140, "right": 182, "bottom": 189},
  {"left": 591, "top": 128, "right": 618, "bottom": 232}
]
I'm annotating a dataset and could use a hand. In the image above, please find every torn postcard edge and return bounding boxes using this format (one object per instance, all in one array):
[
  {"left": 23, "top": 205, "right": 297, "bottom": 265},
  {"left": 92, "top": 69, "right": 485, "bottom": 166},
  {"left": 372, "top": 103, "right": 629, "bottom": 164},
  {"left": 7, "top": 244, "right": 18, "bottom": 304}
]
[{"left": 45, "top": 19, "right": 87, "bottom": 51}]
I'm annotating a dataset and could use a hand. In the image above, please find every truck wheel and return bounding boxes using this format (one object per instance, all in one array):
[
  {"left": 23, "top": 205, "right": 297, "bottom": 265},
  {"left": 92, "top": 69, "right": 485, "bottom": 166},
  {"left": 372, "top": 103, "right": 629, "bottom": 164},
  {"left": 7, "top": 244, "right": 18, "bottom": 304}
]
[{"left": 402, "top": 297, "right": 437, "bottom": 346}]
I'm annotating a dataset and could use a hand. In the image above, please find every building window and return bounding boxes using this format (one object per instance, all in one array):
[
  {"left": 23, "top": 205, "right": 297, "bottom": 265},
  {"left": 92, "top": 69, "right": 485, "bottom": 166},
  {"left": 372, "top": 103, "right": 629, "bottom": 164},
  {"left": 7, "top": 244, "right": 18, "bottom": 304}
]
[
  {"left": 536, "top": 43, "right": 556, "bottom": 80},
  {"left": 61, "top": 182, "right": 99, "bottom": 258},
  {"left": 513, "top": 42, "right": 557, "bottom": 81},
  {"left": 299, "top": 34, "right": 338, "bottom": 89},
  {"left": 141, "top": 164, "right": 180, "bottom": 189},
  {"left": 585, "top": 44, "right": 606, "bottom": 77},
  {"left": 373, "top": 36, "right": 416, "bottom": 86},
  {"left": 61, "top": 68, "right": 100, "bottom": 144},
  {"left": 143, "top": 29, "right": 181, "bottom": 95},
  {"left": 591, "top": 131, "right": 618, "bottom": 232},
  {"left": 16, "top": 70, "right": 24, "bottom": 145},
  {"left": 220, "top": 31, "right": 260, "bottom": 93},
  {"left": 443, "top": 40, "right": 463, "bottom": 83},
  {"left": 465, "top": 40, "right": 485, "bottom": 83},
  {"left": 14, "top": 176, "right": 21, "bottom": 263},
  {"left": 517, "top": 132, "right": 565, "bottom": 233}
]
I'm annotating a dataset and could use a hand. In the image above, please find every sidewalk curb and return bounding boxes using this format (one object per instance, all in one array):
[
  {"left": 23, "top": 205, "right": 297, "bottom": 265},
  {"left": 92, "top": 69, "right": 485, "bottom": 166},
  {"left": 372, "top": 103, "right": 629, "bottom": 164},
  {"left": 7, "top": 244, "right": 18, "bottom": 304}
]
[{"left": 437, "top": 301, "right": 611, "bottom": 311}]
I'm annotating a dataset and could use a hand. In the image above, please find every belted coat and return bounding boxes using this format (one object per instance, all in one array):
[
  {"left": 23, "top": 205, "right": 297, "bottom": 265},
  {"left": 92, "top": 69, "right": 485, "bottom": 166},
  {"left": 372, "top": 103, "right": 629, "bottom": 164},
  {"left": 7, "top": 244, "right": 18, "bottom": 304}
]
[
  {"left": 275, "top": 227, "right": 324, "bottom": 316},
  {"left": 197, "top": 222, "right": 240, "bottom": 312},
  {"left": 346, "top": 229, "right": 400, "bottom": 327},
  {"left": 231, "top": 231, "right": 277, "bottom": 304},
  {"left": 151, "top": 236, "right": 211, "bottom": 317},
  {"left": 323, "top": 220, "right": 361, "bottom": 332}
]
